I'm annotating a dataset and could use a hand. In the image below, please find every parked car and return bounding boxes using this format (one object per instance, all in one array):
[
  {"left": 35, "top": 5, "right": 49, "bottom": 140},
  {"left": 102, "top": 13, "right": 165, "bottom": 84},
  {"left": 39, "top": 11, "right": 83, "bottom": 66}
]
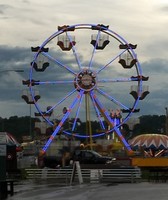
[
  {"left": 42, "top": 149, "right": 115, "bottom": 168},
  {"left": 70, "top": 149, "right": 115, "bottom": 165},
  {"left": 43, "top": 155, "right": 62, "bottom": 168}
]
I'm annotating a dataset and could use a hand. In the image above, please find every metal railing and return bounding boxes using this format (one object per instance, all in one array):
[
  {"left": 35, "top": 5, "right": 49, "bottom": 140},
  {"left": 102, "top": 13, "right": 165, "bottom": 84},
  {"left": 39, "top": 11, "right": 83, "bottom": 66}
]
[{"left": 25, "top": 166, "right": 141, "bottom": 184}]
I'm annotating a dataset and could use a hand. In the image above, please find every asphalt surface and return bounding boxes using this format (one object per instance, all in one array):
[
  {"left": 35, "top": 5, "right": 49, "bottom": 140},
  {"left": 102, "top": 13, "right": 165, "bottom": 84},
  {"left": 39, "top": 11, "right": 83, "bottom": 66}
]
[{"left": 7, "top": 180, "right": 168, "bottom": 200}]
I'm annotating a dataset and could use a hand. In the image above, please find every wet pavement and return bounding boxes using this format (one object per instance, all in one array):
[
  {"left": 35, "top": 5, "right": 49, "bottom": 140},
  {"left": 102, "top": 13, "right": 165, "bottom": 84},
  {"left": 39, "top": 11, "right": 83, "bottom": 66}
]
[{"left": 7, "top": 180, "right": 168, "bottom": 200}]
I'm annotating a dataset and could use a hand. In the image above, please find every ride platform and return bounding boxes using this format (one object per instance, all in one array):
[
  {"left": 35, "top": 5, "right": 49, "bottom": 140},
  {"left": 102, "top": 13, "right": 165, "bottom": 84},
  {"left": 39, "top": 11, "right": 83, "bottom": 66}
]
[{"left": 131, "top": 157, "right": 168, "bottom": 167}]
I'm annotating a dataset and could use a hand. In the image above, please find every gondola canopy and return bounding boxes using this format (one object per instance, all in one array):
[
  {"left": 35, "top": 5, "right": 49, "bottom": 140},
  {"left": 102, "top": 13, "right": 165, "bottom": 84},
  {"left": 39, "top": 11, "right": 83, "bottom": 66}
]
[{"left": 129, "top": 134, "right": 168, "bottom": 150}]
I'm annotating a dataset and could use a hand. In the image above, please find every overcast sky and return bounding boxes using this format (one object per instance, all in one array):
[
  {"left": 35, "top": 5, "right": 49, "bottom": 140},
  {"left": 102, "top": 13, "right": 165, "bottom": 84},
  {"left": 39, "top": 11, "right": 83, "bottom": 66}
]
[{"left": 0, "top": 0, "right": 168, "bottom": 120}]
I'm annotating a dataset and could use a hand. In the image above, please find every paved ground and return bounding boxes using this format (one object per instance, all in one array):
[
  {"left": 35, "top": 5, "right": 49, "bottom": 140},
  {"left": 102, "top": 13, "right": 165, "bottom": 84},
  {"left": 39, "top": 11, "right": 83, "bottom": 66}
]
[{"left": 7, "top": 180, "right": 168, "bottom": 200}]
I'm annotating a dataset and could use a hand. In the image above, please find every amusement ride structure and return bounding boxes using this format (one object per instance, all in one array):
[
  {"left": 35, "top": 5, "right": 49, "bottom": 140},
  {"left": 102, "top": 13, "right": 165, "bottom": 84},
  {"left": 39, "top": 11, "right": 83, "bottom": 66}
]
[{"left": 23, "top": 24, "right": 156, "bottom": 166}]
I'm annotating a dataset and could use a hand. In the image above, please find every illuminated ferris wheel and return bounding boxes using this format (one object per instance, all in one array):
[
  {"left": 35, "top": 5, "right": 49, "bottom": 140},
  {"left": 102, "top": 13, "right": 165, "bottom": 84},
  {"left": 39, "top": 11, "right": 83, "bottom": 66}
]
[{"left": 27, "top": 24, "right": 149, "bottom": 154}]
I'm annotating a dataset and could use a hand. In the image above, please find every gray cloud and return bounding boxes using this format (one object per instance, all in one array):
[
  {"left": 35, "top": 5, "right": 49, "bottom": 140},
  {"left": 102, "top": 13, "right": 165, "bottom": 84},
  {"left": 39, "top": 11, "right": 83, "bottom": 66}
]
[
  {"left": 0, "top": 0, "right": 168, "bottom": 119},
  {"left": 142, "top": 58, "right": 168, "bottom": 73},
  {"left": 0, "top": 45, "right": 30, "bottom": 63},
  {"left": 0, "top": 4, "right": 12, "bottom": 15},
  {"left": 0, "top": 44, "right": 164, "bottom": 119},
  {"left": 159, "top": 5, "right": 168, "bottom": 12}
]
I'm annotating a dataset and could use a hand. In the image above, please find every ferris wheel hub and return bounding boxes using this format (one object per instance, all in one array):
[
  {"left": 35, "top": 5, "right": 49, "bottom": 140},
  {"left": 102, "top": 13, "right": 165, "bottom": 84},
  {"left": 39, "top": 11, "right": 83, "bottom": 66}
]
[{"left": 74, "top": 69, "right": 97, "bottom": 92}]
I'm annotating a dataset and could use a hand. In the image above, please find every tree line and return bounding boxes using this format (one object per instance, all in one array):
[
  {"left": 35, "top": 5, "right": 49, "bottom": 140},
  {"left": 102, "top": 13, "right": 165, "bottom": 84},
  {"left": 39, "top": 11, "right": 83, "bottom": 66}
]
[{"left": 0, "top": 115, "right": 166, "bottom": 143}]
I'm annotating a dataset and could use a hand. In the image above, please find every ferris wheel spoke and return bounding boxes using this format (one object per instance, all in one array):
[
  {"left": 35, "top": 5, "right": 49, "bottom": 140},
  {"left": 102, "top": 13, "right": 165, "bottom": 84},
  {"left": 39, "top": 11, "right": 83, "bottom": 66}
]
[
  {"left": 92, "top": 93, "right": 132, "bottom": 152},
  {"left": 42, "top": 90, "right": 83, "bottom": 153},
  {"left": 66, "top": 32, "right": 82, "bottom": 71},
  {"left": 36, "top": 80, "right": 74, "bottom": 85},
  {"left": 71, "top": 91, "right": 84, "bottom": 132},
  {"left": 91, "top": 92, "right": 114, "bottom": 126},
  {"left": 96, "top": 49, "right": 127, "bottom": 74},
  {"left": 90, "top": 91, "right": 106, "bottom": 130},
  {"left": 97, "top": 88, "right": 129, "bottom": 110},
  {"left": 89, "top": 30, "right": 101, "bottom": 70},
  {"left": 41, "top": 51, "right": 76, "bottom": 75},
  {"left": 43, "top": 88, "right": 77, "bottom": 117},
  {"left": 113, "top": 127, "right": 132, "bottom": 151},
  {"left": 98, "top": 76, "right": 138, "bottom": 83}
]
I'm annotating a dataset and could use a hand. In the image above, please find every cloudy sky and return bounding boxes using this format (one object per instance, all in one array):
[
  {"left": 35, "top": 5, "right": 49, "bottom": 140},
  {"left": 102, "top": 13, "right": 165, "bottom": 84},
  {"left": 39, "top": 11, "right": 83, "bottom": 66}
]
[{"left": 0, "top": 0, "right": 168, "bottom": 120}]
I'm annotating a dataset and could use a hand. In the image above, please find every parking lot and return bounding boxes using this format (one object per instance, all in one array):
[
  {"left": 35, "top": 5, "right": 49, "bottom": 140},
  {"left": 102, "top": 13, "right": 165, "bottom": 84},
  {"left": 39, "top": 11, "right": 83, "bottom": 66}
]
[{"left": 8, "top": 180, "right": 168, "bottom": 200}]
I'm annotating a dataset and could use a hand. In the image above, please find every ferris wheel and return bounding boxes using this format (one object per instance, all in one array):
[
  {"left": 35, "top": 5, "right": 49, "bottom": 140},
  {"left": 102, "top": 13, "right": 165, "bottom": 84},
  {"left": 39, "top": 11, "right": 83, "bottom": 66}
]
[{"left": 28, "top": 24, "right": 149, "bottom": 154}]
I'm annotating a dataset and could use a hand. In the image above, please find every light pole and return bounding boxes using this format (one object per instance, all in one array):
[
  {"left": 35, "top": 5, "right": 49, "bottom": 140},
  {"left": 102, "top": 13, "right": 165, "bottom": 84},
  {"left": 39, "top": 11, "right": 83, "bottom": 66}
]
[
  {"left": 21, "top": 89, "right": 40, "bottom": 140},
  {"left": 165, "top": 107, "right": 168, "bottom": 135}
]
